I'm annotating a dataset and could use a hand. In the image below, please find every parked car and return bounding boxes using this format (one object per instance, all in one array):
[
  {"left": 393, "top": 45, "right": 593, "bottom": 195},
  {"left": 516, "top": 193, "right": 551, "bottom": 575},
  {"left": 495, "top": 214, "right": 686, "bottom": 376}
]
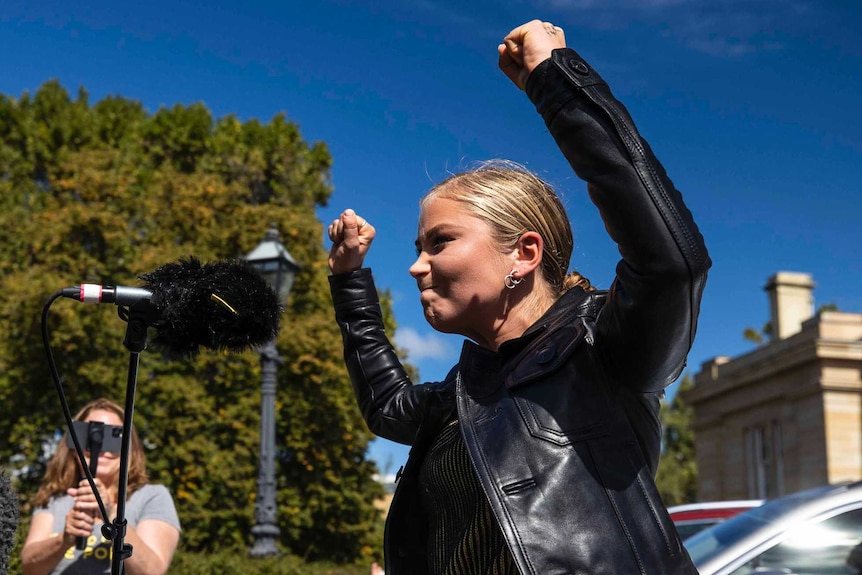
[
  {"left": 669, "top": 500, "right": 764, "bottom": 539},
  {"left": 685, "top": 481, "right": 862, "bottom": 575}
]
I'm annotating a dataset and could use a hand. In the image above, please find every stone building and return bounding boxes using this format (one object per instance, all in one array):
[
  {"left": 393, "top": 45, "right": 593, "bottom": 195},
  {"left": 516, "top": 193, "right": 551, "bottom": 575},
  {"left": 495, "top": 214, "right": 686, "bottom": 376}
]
[{"left": 684, "top": 272, "right": 862, "bottom": 501}]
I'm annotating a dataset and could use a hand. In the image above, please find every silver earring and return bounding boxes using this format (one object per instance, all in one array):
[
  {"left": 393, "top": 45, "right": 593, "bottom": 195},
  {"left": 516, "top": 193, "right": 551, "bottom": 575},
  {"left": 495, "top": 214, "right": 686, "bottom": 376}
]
[{"left": 504, "top": 270, "right": 523, "bottom": 290}]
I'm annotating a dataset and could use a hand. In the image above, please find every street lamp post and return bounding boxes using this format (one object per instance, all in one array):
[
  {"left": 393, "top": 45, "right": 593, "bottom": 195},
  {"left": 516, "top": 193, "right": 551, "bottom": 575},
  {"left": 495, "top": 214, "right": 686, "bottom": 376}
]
[{"left": 244, "top": 225, "right": 300, "bottom": 558}]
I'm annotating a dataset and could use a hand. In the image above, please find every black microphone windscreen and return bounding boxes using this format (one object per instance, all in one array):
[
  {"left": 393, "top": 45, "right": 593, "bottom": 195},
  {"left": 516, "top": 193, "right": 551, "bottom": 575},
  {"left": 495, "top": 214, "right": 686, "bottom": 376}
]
[
  {"left": 139, "top": 257, "right": 282, "bottom": 357},
  {"left": 0, "top": 471, "right": 19, "bottom": 575}
]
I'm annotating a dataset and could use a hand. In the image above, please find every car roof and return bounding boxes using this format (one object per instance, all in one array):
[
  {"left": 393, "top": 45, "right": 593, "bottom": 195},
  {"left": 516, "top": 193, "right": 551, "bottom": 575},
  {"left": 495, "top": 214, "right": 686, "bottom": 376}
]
[
  {"left": 669, "top": 500, "right": 765, "bottom": 513},
  {"left": 669, "top": 500, "right": 764, "bottom": 520},
  {"left": 691, "top": 481, "right": 862, "bottom": 575}
]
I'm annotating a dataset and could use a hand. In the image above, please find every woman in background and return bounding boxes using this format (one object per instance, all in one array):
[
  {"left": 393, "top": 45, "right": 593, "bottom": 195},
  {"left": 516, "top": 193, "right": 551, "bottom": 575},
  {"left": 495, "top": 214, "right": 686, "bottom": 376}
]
[{"left": 21, "top": 398, "right": 180, "bottom": 575}]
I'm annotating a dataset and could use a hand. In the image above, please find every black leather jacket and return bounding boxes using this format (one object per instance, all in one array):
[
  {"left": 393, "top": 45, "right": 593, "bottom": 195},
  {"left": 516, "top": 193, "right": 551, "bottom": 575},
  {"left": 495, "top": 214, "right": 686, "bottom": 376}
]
[{"left": 330, "top": 48, "right": 710, "bottom": 575}]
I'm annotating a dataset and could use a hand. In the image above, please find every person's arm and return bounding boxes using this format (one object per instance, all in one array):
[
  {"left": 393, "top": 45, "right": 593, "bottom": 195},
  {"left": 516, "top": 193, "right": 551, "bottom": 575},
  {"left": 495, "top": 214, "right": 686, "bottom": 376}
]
[
  {"left": 329, "top": 268, "right": 444, "bottom": 444},
  {"left": 118, "top": 485, "right": 180, "bottom": 575},
  {"left": 328, "top": 209, "right": 442, "bottom": 445},
  {"left": 501, "top": 21, "right": 711, "bottom": 392},
  {"left": 23, "top": 478, "right": 116, "bottom": 575},
  {"left": 21, "top": 510, "right": 77, "bottom": 575},
  {"left": 120, "top": 519, "right": 179, "bottom": 575}
]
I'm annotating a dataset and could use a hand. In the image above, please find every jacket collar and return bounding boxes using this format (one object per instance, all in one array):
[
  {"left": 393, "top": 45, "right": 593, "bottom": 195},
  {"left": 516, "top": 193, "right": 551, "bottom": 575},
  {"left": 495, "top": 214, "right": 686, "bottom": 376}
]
[
  {"left": 453, "top": 287, "right": 609, "bottom": 392},
  {"left": 499, "top": 286, "right": 593, "bottom": 356},
  {"left": 455, "top": 286, "right": 598, "bottom": 367}
]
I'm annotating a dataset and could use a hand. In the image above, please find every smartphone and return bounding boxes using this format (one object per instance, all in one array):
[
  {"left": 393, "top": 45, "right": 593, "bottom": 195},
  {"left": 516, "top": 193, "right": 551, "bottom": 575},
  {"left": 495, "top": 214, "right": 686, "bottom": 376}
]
[{"left": 66, "top": 420, "right": 123, "bottom": 453}]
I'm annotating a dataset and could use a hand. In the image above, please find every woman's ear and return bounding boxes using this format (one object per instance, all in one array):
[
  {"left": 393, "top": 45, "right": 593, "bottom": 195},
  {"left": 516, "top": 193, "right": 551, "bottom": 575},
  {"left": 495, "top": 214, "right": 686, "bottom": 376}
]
[{"left": 515, "top": 231, "right": 544, "bottom": 276}]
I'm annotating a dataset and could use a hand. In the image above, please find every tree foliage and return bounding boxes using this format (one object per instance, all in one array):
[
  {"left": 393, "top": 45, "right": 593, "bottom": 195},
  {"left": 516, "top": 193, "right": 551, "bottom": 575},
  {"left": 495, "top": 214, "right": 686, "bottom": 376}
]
[
  {"left": 0, "top": 80, "right": 389, "bottom": 561},
  {"left": 744, "top": 303, "right": 839, "bottom": 346},
  {"left": 743, "top": 321, "right": 771, "bottom": 346},
  {"left": 656, "top": 375, "right": 698, "bottom": 506}
]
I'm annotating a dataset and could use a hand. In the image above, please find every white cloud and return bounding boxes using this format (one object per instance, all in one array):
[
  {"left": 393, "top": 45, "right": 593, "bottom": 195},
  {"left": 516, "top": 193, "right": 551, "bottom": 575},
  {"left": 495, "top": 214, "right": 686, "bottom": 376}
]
[{"left": 394, "top": 326, "right": 455, "bottom": 361}]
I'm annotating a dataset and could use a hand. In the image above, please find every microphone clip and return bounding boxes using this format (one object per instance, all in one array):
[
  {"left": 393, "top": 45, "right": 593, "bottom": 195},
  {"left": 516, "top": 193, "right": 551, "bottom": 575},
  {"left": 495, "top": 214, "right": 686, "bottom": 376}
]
[{"left": 120, "top": 299, "right": 160, "bottom": 353}]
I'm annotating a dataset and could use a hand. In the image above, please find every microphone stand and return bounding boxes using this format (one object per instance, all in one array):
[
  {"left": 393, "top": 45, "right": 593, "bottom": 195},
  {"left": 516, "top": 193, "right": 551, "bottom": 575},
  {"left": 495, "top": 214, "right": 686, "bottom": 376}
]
[{"left": 108, "top": 299, "right": 158, "bottom": 575}]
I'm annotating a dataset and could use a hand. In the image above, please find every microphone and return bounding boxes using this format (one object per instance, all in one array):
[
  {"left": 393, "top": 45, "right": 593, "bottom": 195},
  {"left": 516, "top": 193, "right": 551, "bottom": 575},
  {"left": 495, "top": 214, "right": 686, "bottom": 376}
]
[
  {"left": 0, "top": 471, "right": 19, "bottom": 575},
  {"left": 62, "top": 284, "right": 153, "bottom": 306},
  {"left": 62, "top": 257, "right": 282, "bottom": 357}
]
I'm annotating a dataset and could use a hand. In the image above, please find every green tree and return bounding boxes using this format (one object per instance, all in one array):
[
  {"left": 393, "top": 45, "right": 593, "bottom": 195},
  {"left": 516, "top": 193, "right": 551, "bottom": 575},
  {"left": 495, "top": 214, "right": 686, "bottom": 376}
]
[
  {"left": 743, "top": 321, "right": 771, "bottom": 346},
  {"left": 744, "top": 303, "right": 838, "bottom": 346},
  {"left": 656, "top": 375, "right": 698, "bottom": 506},
  {"left": 0, "top": 81, "right": 392, "bottom": 562}
]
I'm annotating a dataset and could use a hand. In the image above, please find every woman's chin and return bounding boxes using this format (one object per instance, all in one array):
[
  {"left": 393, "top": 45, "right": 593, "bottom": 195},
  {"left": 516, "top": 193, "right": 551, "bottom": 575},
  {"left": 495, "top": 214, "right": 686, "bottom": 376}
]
[
  {"left": 424, "top": 314, "right": 458, "bottom": 336},
  {"left": 423, "top": 310, "right": 443, "bottom": 330}
]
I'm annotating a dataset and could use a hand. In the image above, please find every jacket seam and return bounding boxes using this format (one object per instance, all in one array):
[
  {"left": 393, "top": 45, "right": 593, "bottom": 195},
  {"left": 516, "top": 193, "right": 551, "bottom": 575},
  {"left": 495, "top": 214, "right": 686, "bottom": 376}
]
[
  {"left": 578, "top": 82, "right": 705, "bottom": 357},
  {"left": 635, "top": 474, "right": 677, "bottom": 557},
  {"left": 587, "top": 440, "right": 647, "bottom": 575},
  {"left": 581, "top": 82, "right": 706, "bottom": 273}
]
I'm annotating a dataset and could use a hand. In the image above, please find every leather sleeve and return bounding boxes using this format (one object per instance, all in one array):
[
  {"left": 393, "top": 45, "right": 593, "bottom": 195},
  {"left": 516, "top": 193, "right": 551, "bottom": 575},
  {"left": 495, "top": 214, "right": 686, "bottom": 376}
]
[
  {"left": 526, "top": 48, "right": 712, "bottom": 392},
  {"left": 329, "top": 268, "right": 439, "bottom": 445}
]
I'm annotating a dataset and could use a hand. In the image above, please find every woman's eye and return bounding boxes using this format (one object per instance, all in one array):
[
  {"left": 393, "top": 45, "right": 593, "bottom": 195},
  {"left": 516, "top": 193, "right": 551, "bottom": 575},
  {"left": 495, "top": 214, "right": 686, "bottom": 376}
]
[
  {"left": 415, "top": 235, "right": 452, "bottom": 256},
  {"left": 431, "top": 236, "right": 451, "bottom": 251}
]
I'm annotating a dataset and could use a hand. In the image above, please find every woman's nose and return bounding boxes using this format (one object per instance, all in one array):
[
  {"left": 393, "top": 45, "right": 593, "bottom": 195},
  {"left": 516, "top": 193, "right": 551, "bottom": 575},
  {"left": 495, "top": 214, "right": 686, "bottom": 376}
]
[{"left": 409, "top": 254, "right": 428, "bottom": 279}]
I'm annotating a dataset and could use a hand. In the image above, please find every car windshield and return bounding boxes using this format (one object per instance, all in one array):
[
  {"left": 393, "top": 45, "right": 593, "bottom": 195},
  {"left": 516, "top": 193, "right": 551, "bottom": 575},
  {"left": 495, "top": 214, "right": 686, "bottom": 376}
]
[{"left": 684, "top": 485, "right": 841, "bottom": 565}]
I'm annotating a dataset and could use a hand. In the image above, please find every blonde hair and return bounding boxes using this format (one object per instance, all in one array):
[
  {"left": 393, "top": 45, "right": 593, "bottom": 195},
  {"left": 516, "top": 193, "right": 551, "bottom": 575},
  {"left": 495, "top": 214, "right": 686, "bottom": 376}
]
[
  {"left": 424, "top": 160, "right": 594, "bottom": 295},
  {"left": 33, "top": 398, "right": 149, "bottom": 507}
]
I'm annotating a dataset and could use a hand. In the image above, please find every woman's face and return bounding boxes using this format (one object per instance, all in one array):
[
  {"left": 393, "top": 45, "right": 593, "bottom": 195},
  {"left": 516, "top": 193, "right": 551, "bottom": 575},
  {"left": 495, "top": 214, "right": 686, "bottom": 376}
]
[
  {"left": 409, "top": 196, "right": 514, "bottom": 342},
  {"left": 82, "top": 408, "right": 123, "bottom": 486}
]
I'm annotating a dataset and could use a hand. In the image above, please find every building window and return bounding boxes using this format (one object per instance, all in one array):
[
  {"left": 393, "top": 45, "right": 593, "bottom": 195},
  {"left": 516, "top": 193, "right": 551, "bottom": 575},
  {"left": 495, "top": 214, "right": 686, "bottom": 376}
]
[{"left": 745, "top": 422, "right": 784, "bottom": 499}]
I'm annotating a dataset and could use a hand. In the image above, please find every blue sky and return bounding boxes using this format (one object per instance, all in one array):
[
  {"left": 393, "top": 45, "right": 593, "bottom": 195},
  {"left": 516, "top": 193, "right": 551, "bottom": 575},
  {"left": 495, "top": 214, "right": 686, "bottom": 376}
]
[{"left": 2, "top": 1, "right": 860, "bottom": 475}]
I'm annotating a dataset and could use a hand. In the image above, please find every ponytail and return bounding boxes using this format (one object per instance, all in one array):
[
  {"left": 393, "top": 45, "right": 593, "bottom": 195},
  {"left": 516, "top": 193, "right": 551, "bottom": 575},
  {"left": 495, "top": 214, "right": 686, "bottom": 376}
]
[{"left": 561, "top": 270, "right": 595, "bottom": 293}]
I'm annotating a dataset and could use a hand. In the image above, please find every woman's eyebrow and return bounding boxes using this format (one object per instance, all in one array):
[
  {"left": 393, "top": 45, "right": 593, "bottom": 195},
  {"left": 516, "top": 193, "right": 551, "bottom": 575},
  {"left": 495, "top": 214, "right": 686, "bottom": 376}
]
[{"left": 414, "top": 224, "right": 454, "bottom": 250}]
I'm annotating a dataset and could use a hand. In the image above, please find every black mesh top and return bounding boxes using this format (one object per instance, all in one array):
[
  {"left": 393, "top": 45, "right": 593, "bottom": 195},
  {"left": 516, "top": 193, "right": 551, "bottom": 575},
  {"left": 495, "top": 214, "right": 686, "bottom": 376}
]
[{"left": 418, "top": 418, "right": 517, "bottom": 575}]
